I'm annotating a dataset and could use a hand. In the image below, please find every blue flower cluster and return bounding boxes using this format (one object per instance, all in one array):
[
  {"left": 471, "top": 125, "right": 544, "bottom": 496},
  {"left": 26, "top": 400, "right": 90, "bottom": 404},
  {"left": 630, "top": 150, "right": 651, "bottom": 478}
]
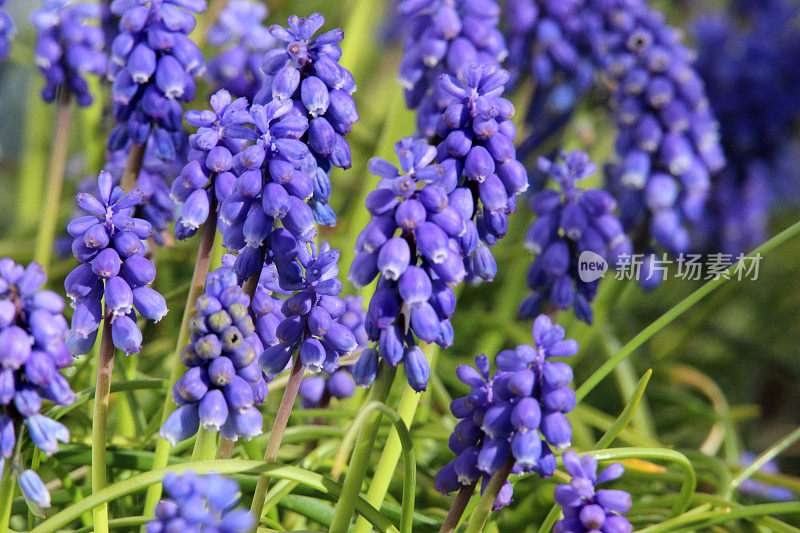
[
  {"left": 519, "top": 151, "right": 631, "bottom": 324},
  {"left": 554, "top": 451, "right": 632, "bottom": 533},
  {"left": 0, "top": 0, "right": 13, "bottom": 62},
  {"left": 349, "top": 137, "right": 466, "bottom": 390},
  {"left": 504, "top": 0, "right": 595, "bottom": 157},
  {"left": 0, "top": 259, "right": 76, "bottom": 510},
  {"left": 397, "top": 0, "right": 507, "bottom": 137},
  {"left": 260, "top": 242, "right": 358, "bottom": 376},
  {"left": 694, "top": 1, "right": 800, "bottom": 255},
  {"left": 64, "top": 171, "right": 167, "bottom": 356},
  {"left": 298, "top": 295, "right": 366, "bottom": 408},
  {"left": 105, "top": 135, "right": 186, "bottom": 245},
  {"left": 255, "top": 13, "right": 359, "bottom": 174},
  {"left": 172, "top": 89, "right": 250, "bottom": 241},
  {"left": 146, "top": 472, "right": 254, "bottom": 533},
  {"left": 32, "top": 0, "right": 107, "bottom": 106},
  {"left": 433, "top": 63, "right": 529, "bottom": 276},
  {"left": 161, "top": 255, "right": 268, "bottom": 444},
  {"left": 207, "top": 0, "right": 274, "bottom": 100},
  {"left": 107, "top": 0, "right": 206, "bottom": 160},
  {"left": 435, "top": 315, "right": 577, "bottom": 508}
]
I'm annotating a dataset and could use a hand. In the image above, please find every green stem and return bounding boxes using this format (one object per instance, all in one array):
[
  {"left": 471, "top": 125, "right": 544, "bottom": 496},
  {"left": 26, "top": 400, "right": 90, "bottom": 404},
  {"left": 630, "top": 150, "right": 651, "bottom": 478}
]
[
  {"left": 34, "top": 91, "right": 72, "bottom": 271},
  {"left": 250, "top": 357, "right": 305, "bottom": 518},
  {"left": 463, "top": 458, "right": 514, "bottom": 533},
  {"left": 191, "top": 429, "right": 219, "bottom": 462},
  {"left": 120, "top": 143, "right": 146, "bottom": 191},
  {"left": 0, "top": 458, "right": 15, "bottom": 533},
  {"left": 725, "top": 426, "right": 800, "bottom": 499},
  {"left": 91, "top": 310, "right": 116, "bottom": 533},
  {"left": 329, "top": 364, "right": 397, "bottom": 533},
  {"left": 576, "top": 219, "right": 800, "bottom": 402},
  {"left": 536, "top": 505, "right": 562, "bottom": 533},
  {"left": 637, "top": 503, "right": 800, "bottom": 533},
  {"left": 17, "top": 87, "right": 51, "bottom": 232},
  {"left": 143, "top": 208, "right": 218, "bottom": 515},
  {"left": 353, "top": 345, "right": 440, "bottom": 533},
  {"left": 439, "top": 482, "right": 475, "bottom": 533}
]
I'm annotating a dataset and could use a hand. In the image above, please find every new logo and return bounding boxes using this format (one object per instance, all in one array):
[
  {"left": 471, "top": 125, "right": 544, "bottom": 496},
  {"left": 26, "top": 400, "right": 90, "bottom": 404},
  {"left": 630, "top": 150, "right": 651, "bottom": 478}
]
[{"left": 578, "top": 251, "right": 608, "bottom": 282}]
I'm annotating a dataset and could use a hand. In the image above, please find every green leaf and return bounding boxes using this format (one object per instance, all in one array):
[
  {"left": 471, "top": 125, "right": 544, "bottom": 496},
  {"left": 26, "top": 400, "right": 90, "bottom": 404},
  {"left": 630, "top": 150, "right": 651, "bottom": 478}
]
[
  {"left": 30, "top": 461, "right": 398, "bottom": 533},
  {"left": 595, "top": 370, "right": 653, "bottom": 449}
]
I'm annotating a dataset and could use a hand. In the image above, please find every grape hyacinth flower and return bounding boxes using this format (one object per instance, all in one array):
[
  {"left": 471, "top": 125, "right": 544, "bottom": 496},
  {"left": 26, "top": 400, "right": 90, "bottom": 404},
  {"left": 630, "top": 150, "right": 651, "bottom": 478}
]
[
  {"left": 519, "top": 151, "right": 631, "bottom": 324},
  {"left": 255, "top": 13, "right": 359, "bottom": 174},
  {"left": 432, "top": 63, "right": 529, "bottom": 281},
  {"left": 397, "top": 0, "right": 507, "bottom": 137},
  {"left": 146, "top": 472, "right": 255, "bottom": 533},
  {"left": 298, "top": 295, "right": 366, "bottom": 408},
  {"left": 32, "top": 0, "right": 107, "bottom": 106},
  {"left": 553, "top": 451, "right": 632, "bottom": 533},
  {"left": 64, "top": 171, "right": 167, "bottom": 356},
  {"left": 107, "top": 0, "right": 206, "bottom": 159},
  {"left": 0, "top": 0, "right": 15, "bottom": 62},
  {"left": 349, "top": 137, "right": 467, "bottom": 390},
  {"left": 600, "top": 0, "right": 725, "bottom": 268},
  {"left": 207, "top": 0, "right": 274, "bottom": 100},
  {"left": 105, "top": 135, "right": 187, "bottom": 244},
  {"left": 694, "top": 3, "right": 800, "bottom": 255},
  {"left": 738, "top": 452, "right": 796, "bottom": 501},
  {"left": 171, "top": 89, "right": 250, "bottom": 241},
  {"left": 161, "top": 255, "right": 269, "bottom": 444},
  {"left": 259, "top": 242, "right": 358, "bottom": 377},
  {"left": 503, "top": 0, "right": 596, "bottom": 158},
  {"left": 435, "top": 315, "right": 578, "bottom": 508},
  {"left": 0, "top": 259, "right": 76, "bottom": 509}
]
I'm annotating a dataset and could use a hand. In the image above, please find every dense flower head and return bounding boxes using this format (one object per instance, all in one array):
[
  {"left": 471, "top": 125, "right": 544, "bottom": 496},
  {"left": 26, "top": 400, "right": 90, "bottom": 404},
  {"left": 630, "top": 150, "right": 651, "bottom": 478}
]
[
  {"left": 554, "top": 451, "right": 632, "bottom": 533},
  {"left": 598, "top": 0, "right": 725, "bottom": 264},
  {"left": 105, "top": 135, "right": 186, "bottom": 245},
  {"left": 32, "top": 0, "right": 107, "bottom": 106},
  {"left": 298, "top": 295, "right": 366, "bottom": 408},
  {"left": 254, "top": 12, "right": 359, "bottom": 175},
  {"left": 107, "top": 0, "right": 206, "bottom": 159},
  {"left": 207, "top": 0, "right": 274, "bottom": 100},
  {"left": 171, "top": 89, "right": 251, "bottom": 240},
  {"left": 503, "top": 0, "right": 596, "bottom": 157},
  {"left": 694, "top": 3, "right": 800, "bottom": 255},
  {"left": 397, "top": 0, "right": 507, "bottom": 137},
  {"left": 0, "top": 259, "right": 76, "bottom": 509},
  {"left": 0, "top": 0, "right": 13, "bottom": 62},
  {"left": 161, "top": 255, "right": 269, "bottom": 444},
  {"left": 435, "top": 315, "right": 578, "bottom": 508},
  {"left": 349, "top": 137, "right": 468, "bottom": 391},
  {"left": 519, "top": 151, "right": 631, "bottom": 324},
  {"left": 431, "top": 62, "right": 529, "bottom": 277},
  {"left": 259, "top": 242, "right": 358, "bottom": 377},
  {"left": 146, "top": 471, "right": 255, "bottom": 533},
  {"left": 738, "top": 452, "right": 796, "bottom": 501},
  {"left": 64, "top": 171, "right": 167, "bottom": 356}
]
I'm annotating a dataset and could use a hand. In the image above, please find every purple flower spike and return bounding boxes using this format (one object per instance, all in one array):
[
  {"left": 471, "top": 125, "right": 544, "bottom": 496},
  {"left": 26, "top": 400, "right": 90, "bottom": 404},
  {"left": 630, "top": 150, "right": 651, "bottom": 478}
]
[
  {"left": 146, "top": 472, "right": 255, "bottom": 533},
  {"left": 0, "top": 259, "right": 76, "bottom": 509},
  {"left": 65, "top": 171, "right": 166, "bottom": 356},
  {"left": 519, "top": 150, "right": 631, "bottom": 324},
  {"left": 108, "top": 0, "right": 206, "bottom": 154},
  {"left": 0, "top": 1, "right": 14, "bottom": 62},
  {"left": 554, "top": 450, "right": 632, "bottom": 533},
  {"left": 32, "top": 0, "right": 106, "bottom": 105},
  {"left": 207, "top": 0, "right": 275, "bottom": 100},
  {"left": 248, "top": 12, "right": 359, "bottom": 227},
  {"left": 162, "top": 255, "right": 270, "bottom": 443},
  {"left": 437, "top": 315, "right": 579, "bottom": 510}
]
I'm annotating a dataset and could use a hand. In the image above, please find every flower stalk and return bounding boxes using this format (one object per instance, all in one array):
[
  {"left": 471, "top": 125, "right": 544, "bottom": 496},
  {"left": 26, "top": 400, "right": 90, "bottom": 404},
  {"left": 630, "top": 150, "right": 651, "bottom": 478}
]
[
  {"left": 34, "top": 90, "right": 72, "bottom": 271},
  {"left": 91, "top": 309, "right": 115, "bottom": 533},
  {"left": 440, "top": 482, "right": 476, "bottom": 533},
  {"left": 463, "top": 458, "right": 514, "bottom": 533},
  {"left": 0, "top": 456, "right": 15, "bottom": 533},
  {"left": 328, "top": 363, "right": 397, "bottom": 533},
  {"left": 120, "top": 143, "right": 145, "bottom": 192},
  {"left": 249, "top": 357, "right": 305, "bottom": 518},
  {"left": 143, "top": 205, "right": 217, "bottom": 514}
]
